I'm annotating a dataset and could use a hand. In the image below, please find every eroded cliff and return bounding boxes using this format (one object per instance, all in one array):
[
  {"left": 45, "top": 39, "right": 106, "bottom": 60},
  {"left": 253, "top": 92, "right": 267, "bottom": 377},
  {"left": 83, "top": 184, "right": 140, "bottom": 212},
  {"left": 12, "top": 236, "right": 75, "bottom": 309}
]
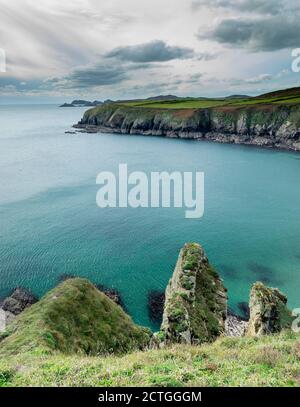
[{"left": 75, "top": 103, "right": 300, "bottom": 151}]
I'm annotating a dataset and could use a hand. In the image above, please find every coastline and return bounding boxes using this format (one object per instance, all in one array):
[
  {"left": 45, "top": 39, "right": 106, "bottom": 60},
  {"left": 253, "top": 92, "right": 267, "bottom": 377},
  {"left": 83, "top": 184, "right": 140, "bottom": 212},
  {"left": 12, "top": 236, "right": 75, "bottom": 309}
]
[{"left": 73, "top": 123, "right": 300, "bottom": 152}]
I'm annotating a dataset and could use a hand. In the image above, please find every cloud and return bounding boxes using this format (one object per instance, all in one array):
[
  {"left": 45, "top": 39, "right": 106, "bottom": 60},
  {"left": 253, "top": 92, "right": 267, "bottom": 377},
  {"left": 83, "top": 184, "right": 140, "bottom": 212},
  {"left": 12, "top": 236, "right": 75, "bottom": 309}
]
[
  {"left": 105, "top": 40, "right": 194, "bottom": 62},
  {"left": 192, "top": 0, "right": 294, "bottom": 15},
  {"left": 245, "top": 73, "right": 273, "bottom": 84},
  {"left": 200, "top": 16, "right": 300, "bottom": 51},
  {"left": 44, "top": 61, "right": 163, "bottom": 90}
]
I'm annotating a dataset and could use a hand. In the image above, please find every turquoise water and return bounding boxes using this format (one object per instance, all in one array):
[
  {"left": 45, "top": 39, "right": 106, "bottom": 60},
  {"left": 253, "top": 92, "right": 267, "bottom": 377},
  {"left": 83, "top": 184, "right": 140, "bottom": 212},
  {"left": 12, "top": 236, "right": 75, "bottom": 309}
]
[{"left": 1, "top": 104, "right": 300, "bottom": 330}]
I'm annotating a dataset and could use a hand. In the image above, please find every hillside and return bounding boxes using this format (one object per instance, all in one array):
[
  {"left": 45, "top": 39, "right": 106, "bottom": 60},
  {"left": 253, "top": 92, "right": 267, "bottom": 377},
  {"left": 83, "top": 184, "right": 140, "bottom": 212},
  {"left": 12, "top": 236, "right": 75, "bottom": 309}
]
[
  {"left": 0, "top": 330, "right": 299, "bottom": 386},
  {"left": 0, "top": 278, "right": 151, "bottom": 356},
  {"left": 0, "top": 244, "right": 299, "bottom": 387},
  {"left": 74, "top": 86, "right": 300, "bottom": 151}
]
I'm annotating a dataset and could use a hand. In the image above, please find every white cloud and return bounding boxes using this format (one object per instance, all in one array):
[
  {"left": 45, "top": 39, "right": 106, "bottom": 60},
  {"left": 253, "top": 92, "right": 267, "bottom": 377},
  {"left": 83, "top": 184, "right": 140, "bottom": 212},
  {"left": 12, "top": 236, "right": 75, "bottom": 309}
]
[{"left": 0, "top": 0, "right": 298, "bottom": 100}]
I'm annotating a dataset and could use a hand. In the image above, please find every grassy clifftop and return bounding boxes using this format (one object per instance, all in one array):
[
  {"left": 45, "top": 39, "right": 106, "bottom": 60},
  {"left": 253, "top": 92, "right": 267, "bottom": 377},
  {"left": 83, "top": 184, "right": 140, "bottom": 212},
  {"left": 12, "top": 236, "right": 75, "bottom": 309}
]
[
  {"left": 0, "top": 278, "right": 151, "bottom": 356},
  {"left": 0, "top": 277, "right": 300, "bottom": 387},
  {"left": 1, "top": 330, "right": 300, "bottom": 386},
  {"left": 76, "top": 87, "right": 300, "bottom": 151}
]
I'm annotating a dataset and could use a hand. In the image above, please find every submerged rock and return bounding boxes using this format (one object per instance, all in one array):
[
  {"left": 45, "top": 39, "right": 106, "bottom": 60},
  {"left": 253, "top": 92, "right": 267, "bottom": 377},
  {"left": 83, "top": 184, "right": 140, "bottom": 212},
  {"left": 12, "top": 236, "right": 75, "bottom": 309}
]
[
  {"left": 247, "top": 282, "right": 292, "bottom": 337},
  {"left": 2, "top": 287, "right": 38, "bottom": 316},
  {"left": 148, "top": 291, "right": 165, "bottom": 324},
  {"left": 96, "top": 284, "right": 124, "bottom": 309},
  {"left": 161, "top": 243, "right": 227, "bottom": 345},
  {"left": 237, "top": 302, "right": 250, "bottom": 320}
]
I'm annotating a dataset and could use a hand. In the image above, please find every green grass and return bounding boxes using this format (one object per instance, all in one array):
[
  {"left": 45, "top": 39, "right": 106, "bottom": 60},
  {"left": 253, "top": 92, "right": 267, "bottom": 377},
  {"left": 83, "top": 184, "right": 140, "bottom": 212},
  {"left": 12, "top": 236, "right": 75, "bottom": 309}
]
[
  {"left": 117, "top": 91, "right": 300, "bottom": 110},
  {"left": 121, "top": 99, "right": 229, "bottom": 109},
  {"left": 0, "top": 278, "right": 151, "bottom": 356},
  {"left": 1, "top": 330, "right": 300, "bottom": 386},
  {"left": 1, "top": 277, "right": 299, "bottom": 387}
]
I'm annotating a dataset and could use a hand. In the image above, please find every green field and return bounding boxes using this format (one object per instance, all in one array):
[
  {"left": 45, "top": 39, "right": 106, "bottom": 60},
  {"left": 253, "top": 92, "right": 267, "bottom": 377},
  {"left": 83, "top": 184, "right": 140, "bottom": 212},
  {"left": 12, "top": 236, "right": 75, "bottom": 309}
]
[{"left": 119, "top": 92, "right": 300, "bottom": 110}]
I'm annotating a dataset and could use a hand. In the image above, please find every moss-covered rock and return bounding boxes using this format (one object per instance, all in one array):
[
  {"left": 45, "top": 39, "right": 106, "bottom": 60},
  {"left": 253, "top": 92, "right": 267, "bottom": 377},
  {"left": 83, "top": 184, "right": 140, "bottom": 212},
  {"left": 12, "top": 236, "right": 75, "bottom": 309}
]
[
  {"left": 247, "top": 282, "right": 293, "bottom": 337},
  {"left": 0, "top": 278, "right": 151, "bottom": 356},
  {"left": 161, "top": 243, "right": 227, "bottom": 345}
]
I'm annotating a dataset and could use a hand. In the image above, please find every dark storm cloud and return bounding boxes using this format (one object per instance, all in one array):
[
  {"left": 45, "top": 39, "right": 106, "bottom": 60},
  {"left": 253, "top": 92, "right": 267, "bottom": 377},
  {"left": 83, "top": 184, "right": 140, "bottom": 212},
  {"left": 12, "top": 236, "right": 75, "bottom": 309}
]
[
  {"left": 200, "top": 16, "right": 300, "bottom": 51},
  {"left": 105, "top": 40, "right": 194, "bottom": 62},
  {"left": 192, "top": 0, "right": 294, "bottom": 15},
  {"left": 46, "top": 62, "right": 159, "bottom": 89}
]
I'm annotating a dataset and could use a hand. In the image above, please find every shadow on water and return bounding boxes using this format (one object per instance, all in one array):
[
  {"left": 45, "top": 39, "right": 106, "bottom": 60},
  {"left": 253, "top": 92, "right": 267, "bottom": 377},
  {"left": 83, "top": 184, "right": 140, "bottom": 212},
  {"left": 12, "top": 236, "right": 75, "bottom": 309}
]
[
  {"left": 247, "top": 262, "right": 283, "bottom": 286},
  {"left": 218, "top": 264, "right": 239, "bottom": 279}
]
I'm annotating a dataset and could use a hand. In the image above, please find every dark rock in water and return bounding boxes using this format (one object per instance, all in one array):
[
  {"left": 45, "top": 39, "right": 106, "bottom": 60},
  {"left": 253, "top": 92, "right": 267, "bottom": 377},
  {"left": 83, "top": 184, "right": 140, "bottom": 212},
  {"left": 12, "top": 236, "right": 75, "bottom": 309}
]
[
  {"left": 96, "top": 285, "right": 124, "bottom": 309},
  {"left": 219, "top": 264, "right": 238, "bottom": 278},
  {"left": 247, "top": 262, "right": 282, "bottom": 286},
  {"left": 237, "top": 302, "right": 250, "bottom": 320},
  {"left": 148, "top": 291, "right": 165, "bottom": 323},
  {"left": 2, "top": 287, "right": 38, "bottom": 315}
]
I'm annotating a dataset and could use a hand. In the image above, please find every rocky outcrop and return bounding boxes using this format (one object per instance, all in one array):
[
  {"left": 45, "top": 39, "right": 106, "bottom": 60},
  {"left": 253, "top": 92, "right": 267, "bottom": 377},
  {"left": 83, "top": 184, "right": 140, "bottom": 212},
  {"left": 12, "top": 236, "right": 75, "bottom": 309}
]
[
  {"left": 0, "top": 287, "right": 38, "bottom": 333},
  {"left": 160, "top": 243, "right": 227, "bottom": 345},
  {"left": 225, "top": 313, "right": 248, "bottom": 337},
  {"left": 75, "top": 103, "right": 300, "bottom": 151},
  {"left": 247, "top": 282, "right": 293, "bottom": 337},
  {"left": 1, "top": 287, "right": 38, "bottom": 316}
]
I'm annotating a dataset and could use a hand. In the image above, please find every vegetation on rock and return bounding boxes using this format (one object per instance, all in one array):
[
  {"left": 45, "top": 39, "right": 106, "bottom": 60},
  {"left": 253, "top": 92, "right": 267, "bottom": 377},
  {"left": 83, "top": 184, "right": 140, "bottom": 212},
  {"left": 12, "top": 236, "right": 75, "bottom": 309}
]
[
  {"left": 161, "top": 243, "right": 227, "bottom": 345},
  {"left": 0, "top": 278, "right": 151, "bottom": 356},
  {"left": 247, "top": 282, "right": 293, "bottom": 337}
]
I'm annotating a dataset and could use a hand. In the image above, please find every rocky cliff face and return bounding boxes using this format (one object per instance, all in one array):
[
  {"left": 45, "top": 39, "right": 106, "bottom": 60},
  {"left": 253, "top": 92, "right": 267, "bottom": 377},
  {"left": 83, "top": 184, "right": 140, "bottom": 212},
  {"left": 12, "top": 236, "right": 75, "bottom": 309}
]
[
  {"left": 247, "top": 282, "right": 293, "bottom": 337},
  {"left": 160, "top": 243, "right": 227, "bottom": 345},
  {"left": 75, "top": 103, "right": 300, "bottom": 151}
]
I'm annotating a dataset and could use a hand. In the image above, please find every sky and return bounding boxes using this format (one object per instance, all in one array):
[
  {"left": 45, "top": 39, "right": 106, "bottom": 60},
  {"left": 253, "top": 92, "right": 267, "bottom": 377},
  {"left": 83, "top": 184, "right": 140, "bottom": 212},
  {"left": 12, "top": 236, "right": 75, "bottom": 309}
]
[{"left": 0, "top": 0, "right": 300, "bottom": 103}]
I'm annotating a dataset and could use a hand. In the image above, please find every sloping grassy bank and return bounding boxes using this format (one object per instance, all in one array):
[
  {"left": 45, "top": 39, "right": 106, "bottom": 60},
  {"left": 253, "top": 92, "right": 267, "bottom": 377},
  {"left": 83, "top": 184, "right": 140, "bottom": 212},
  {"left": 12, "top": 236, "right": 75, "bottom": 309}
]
[
  {"left": 0, "top": 331, "right": 300, "bottom": 387},
  {"left": 0, "top": 279, "right": 151, "bottom": 356}
]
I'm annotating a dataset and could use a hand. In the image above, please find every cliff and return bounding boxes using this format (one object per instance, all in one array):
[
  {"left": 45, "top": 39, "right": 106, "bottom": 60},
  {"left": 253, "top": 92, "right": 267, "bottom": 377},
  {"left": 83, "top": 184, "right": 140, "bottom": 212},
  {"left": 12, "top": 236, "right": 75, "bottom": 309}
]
[
  {"left": 74, "top": 98, "right": 300, "bottom": 151},
  {"left": 160, "top": 243, "right": 227, "bottom": 345}
]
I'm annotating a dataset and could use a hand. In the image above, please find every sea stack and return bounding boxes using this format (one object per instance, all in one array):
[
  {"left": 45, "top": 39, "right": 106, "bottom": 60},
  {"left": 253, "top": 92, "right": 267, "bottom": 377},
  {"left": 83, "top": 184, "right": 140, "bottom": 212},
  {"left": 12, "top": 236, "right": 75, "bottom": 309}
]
[
  {"left": 247, "top": 282, "right": 293, "bottom": 337},
  {"left": 160, "top": 243, "right": 227, "bottom": 345}
]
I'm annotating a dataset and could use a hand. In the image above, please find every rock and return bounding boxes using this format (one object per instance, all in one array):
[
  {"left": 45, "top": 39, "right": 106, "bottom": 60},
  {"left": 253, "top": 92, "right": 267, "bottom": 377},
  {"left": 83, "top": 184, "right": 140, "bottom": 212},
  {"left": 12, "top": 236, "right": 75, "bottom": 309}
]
[
  {"left": 160, "top": 243, "right": 227, "bottom": 345},
  {"left": 148, "top": 291, "right": 165, "bottom": 323},
  {"left": 96, "top": 284, "right": 124, "bottom": 309},
  {"left": 225, "top": 312, "right": 248, "bottom": 337},
  {"left": 1, "top": 287, "right": 38, "bottom": 316},
  {"left": 247, "top": 282, "right": 293, "bottom": 337}
]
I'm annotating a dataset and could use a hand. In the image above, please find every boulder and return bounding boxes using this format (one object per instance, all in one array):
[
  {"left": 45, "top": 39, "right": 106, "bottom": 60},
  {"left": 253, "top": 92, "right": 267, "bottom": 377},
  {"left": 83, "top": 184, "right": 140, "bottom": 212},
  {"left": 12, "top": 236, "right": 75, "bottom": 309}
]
[
  {"left": 247, "top": 282, "right": 292, "bottom": 337},
  {"left": 2, "top": 287, "right": 38, "bottom": 316},
  {"left": 161, "top": 243, "right": 227, "bottom": 345}
]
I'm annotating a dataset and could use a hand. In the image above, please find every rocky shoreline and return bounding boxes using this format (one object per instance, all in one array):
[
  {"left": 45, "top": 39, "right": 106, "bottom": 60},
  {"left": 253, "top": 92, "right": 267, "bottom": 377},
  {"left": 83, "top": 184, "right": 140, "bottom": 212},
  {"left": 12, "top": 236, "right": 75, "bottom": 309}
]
[
  {"left": 74, "top": 103, "right": 300, "bottom": 152},
  {"left": 0, "top": 243, "right": 294, "bottom": 349}
]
